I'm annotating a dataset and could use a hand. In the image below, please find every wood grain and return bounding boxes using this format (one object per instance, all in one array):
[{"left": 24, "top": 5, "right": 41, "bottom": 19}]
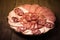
[{"left": 0, "top": 0, "right": 16, "bottom": 40}]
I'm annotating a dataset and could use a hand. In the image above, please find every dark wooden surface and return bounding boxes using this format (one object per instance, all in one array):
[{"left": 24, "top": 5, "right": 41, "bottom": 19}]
[{"left": 0, "top": 0, "right": 60, "bottom": 40}]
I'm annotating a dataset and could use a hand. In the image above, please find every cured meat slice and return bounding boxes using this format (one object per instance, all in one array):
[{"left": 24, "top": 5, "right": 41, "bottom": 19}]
[
  {"left": 12, "top": 17, "right": 19, "bottom": 22},
  {"left": 29, "top": 4, "right": 39, "bottom": 13},
  {"left": 14, "top": 8, "right": 24, "bottom": 16},
  {"left": 45, "top": 22, "right": 54, "bottom": 28},
  {"left": 32, "top": 29, "right": 41, "bottom": 35}
]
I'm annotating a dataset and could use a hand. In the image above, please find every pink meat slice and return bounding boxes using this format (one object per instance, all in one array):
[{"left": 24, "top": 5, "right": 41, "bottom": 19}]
[
  {"left": 22, "top": 4, "right": 31, "bottom": 12},
  {"left": 29, "top": 4, "right": 39, "bottom": 13}
]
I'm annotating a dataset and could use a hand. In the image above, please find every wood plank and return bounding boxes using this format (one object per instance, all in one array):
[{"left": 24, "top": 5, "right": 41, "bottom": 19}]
[
  {"left": 47, "top": 0, "right": 60, "bottom": 13},
  {"left": 38, "top": 0, "right": 50, "bottom": 7},
  {"left": 33, "top": 0, "right": 39, "bottom": 4},
  {"left": 0, "top": 27, "right": 12, "bottom": 40},
  {"left": 0, "top": 0, "right": 16, "bottom": 40},
  {"left": 11, "top": 31, "right": 25, "bottom": 40},
  {"left": 15, "top": 0, "right": 34, "bottom": 7}
]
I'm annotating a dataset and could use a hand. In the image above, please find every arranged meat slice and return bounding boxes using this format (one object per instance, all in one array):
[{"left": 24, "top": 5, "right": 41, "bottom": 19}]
[
  {"left": 44, "top": 22, "right": 54, "bottom": 28},
  {"left": 12, "top": 17, "right": 19, "bottom": 22},
  {"left": 37, "top": 15, "right": 46, "bottom": 25},
  {"left": 8, "top": 4, "right": 56, "bottom": 35},
  {"left": 32, "top": 29, "right": 41, "bottom": 35},
  {"left": 29, "top": 4, "right": 39, "bottom": 13},
  {"left": 14, "top": 8, "right": 24, "bottom": 16}
]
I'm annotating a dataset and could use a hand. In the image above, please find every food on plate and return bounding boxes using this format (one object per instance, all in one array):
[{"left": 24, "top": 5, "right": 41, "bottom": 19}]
[{"left": 7, "top": 4, "right": 56, "bottom": 35}]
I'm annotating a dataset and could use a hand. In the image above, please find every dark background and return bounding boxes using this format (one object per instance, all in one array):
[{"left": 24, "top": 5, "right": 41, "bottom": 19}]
[{"left": 0, "top": 0, "right": 60, "bottom": 40}]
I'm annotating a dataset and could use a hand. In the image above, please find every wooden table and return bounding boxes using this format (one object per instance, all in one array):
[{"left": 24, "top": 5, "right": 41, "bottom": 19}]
[{"left": 0, "top": 0, "right": 60, "bottom": 40}]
